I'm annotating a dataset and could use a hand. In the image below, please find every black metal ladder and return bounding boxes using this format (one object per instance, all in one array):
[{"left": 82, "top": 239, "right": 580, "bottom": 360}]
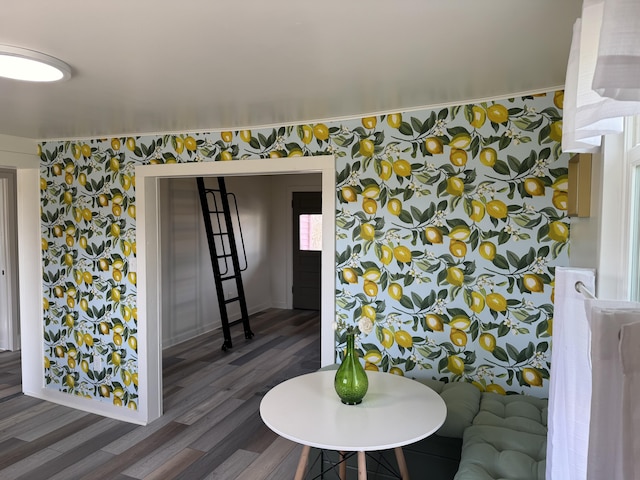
[{"left": 196, "top": 177, "right": 253, "bottom": 351}]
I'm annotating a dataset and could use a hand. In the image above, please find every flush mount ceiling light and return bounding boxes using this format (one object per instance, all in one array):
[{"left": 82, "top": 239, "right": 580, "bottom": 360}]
[{"left": 0, "top": 45, "right": 71, "bottom": 82}]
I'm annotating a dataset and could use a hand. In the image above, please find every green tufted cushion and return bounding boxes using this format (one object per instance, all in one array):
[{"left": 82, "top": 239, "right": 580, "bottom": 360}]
[
  {"left": 417, "top": 379, "right": 482, "bottom": 438},
  {"left": 454, "top": 425, "right": 547, "bottom": 480},
  {"left": 473, "top": 392, "right": 548, "bottom": 435}
]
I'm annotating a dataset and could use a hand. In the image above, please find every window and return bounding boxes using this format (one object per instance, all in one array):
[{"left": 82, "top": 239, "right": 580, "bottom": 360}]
[
  {"left": 627, "top": 117, "right": 640, "bottom": 300},
  {"left": 299, "top": 214, "right": 322, "bottom": 251}
]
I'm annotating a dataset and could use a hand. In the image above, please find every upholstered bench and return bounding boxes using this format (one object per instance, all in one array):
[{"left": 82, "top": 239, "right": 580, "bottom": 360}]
[{"left": 418, "top": 380, "right": 548, "bottom": 480}]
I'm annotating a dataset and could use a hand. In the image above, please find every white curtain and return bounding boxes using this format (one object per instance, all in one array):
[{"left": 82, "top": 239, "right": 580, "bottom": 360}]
[
  {"left": 584, "top": 301, "right": 640, "bottom": 480},
  {"left": 546, "top": 267, "right": 595, "bottom": 480},
  {"left": 562, "top": 0, "right": 640, "bottom": 154}
]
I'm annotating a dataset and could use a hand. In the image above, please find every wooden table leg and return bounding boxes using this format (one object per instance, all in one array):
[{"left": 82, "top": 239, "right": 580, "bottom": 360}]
[
  {"left": 294, "top": 445, "right": 311, "bottom": 480},
  {"left": 339, "top": 451, "right": 347, "bottom": 480},
  {"left": 357, "top": 451, "right": 367, "bottom": 479},
  {"left": 394, "top": 447, "right": 410, "bottom": 479}
]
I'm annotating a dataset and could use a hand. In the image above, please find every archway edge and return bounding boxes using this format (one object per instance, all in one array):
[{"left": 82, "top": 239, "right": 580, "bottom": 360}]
[{"left": 136, "top": 155, "right": 337, "bottom": 424}]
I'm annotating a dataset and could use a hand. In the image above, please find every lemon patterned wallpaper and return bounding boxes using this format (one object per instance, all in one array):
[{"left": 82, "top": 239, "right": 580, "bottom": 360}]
[{"left": 39, "top": 90, "right": 567, "bottom": 408}]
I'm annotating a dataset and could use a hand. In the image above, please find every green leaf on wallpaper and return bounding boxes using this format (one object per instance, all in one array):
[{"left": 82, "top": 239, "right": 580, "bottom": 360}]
[
  {"left": 538, "top": 124, "right": 551, "bottom": 144},
  {"left": 541, "top": 107, "right": 561, "bottom": 120},
  {"left": 398, "top": 122, "right": 413, "bottom": 137},
  {"left": 490, "top": 254, "right": 507, "bottom": 270},
  {"left": 399, "top": 295, "right": 414, "bottom": 309},
  {"left": 508, "top": 344, "right": 522, "bottom": 363},
  {"left": 492, "top": 160, "right": 509, "bottom": 176}
]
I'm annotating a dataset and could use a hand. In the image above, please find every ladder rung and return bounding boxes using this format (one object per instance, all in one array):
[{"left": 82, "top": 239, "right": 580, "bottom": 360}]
[
  {"left": 211, "top": 232, "right": 229, "bottom": 236},
  {"left": 220, "top": 275, "right": 239, "bottom": 281},
  {"left": 217, "top": 254, "right": 233, "bottom": 258},
  {"left": 224, "top": 297, "right": 240, "bottom": 304}
]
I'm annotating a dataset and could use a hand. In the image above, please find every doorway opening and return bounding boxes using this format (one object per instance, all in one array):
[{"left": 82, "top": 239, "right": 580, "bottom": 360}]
[
  {"left": 0, "top": 168, "right": 20, "bottom": 352},
  {"left": 136, "top": 156, "right": 336, "bottom": 424}
]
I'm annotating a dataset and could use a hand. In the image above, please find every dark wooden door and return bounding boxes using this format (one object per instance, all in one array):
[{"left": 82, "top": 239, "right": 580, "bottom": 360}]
[{"left": 292, "top": 192, "right": 322, "bottom": 310}]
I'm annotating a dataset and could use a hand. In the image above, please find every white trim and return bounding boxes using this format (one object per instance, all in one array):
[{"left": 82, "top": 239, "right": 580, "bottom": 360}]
[{"left": 136, "top": 156, "right": 336, "bottom": 424}]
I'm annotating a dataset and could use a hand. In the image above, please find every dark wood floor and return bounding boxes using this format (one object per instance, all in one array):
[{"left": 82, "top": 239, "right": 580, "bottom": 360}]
[{"left": 0, "top": 309, "right": 460, "bottom": 479}]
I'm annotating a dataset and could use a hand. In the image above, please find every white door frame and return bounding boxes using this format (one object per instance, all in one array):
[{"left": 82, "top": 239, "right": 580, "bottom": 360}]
[{"left": 136, "top": 156, "right": 336, "bottom": 424}]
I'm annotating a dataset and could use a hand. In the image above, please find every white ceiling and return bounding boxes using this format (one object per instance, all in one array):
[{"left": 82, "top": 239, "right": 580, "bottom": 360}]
[{"left": 1, "top": 0, "right": 582, "bottom": 141}]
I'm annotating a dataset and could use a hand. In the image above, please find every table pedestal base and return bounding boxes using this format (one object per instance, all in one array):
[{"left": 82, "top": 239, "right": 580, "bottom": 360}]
[{"left": 293, "top": 445, "right": 410, "bottom": 480}]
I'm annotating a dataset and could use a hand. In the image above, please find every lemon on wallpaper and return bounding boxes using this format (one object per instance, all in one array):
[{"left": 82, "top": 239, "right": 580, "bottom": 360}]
[
  {"left": 388, "top": 283, "right": 403, "bottom": 300},
  {"left": 450, "top": 149, "right": 468, "bottom": 167},
  {"left": 553, "top": 90, "right": 564, "bottom": 109},
  {"left": 446, "top": 266, "right": 464, "bottom": 286},
  {"left": 450, "top": 329, "right": 467, "bottom": 347},
  {"left": 393, "top": 245, "right": 412, "bottom": 263},
  {"left": 387, "top": 113, "right": 402, "bottom": 128},
  {"left": 548, "top": 220, "right": 569, "bottom": 242},
  {"left": 549, "top": 121, "right": 563, "bottom": 142},
  {"left": 239, "top": 130, "right": 252, "bottom": 142},
  {"left": 362, "top": 184, "right": 380, "bottom": 198},
  {"left": 341, "top": 186, "right": 357, "bottom": 202},
  {"left": 381, "top": 328, "right": 394, "bottom": 348},
  {"left": 523, "top": 273, "right": 544, "bottom": 293},
  {"left": 362, "top": 116, "right": 377, "bottom": 129},
  {"left": 300, "top": 125, "right": 314, "bottom": 144},
  {"left": 449, "top": 225, "right": 471, "bottom": 241},
  {"left": 522, "top": 367, "right": 543, "bottom": 387},
  {"left": 220, "top": 150, "right": 233, "bottom": 161},
  {"left": 479, "top": 333, "right": 496, "bottom": 351},
  {"left": 450, "top": 133, "right": 472, "bottom": 150},
  {"left": 426, "top": 314, "right": 444, "bottom": 332},
  {"left": 486, "top": 292, "right": 507, "bottom": 312},
  {"left": 387, "top": 198, "right": 402, "bottom": 216},
  {"left": 470, "top": 105, "right": 486, "bottom": 128},
  {"left": 363, "top": 267, "right": 381, "bottom": 281},
  {"left": 393, "top": 159, "right": 412, "bottom": 177},
  {"left": 424, "top": 137, "right": 443, "bottom": 154},
  {"left": 395, "top": 330, "right": 413, "bottom": 349},
  {"left": 221, "top": 131, "right": 233, "bottom": 142},
  {"left": 389, "top": 367, "right": 404, "bottom": 376},
  {"left": 479, "top": 147, "right": 497, "bottom": 167},
  {"left": 523, "top": 177, "right": 545, "bottom": 196},
  {"left": 479, "top": 241, "right": 496, "bottom": 261},
  {"left": 360, "top": 223, "right": 376, "bottom": 241},
  {"left": 469, "top": 200, "right": 485, "bottom": 222},
  {"left": 362, "top": 198, "right": 377, "bottom": 214},
  {"left": 378, "top": 160, "right": 393, "bottom": 180},
  {"left": 446, "top": 177, "right": 464, "bottom": 196},
  {"left": 486, "top": 383, "right": 506, "bottom": 395},
  {"left": 364, "top": 350, "right": 382, "bottom": 364},
  {"left": 486, "top": 199, "right": 508, "bottom": 219},
  {"left": 487, "top": 104, "right": 509, "bottom": 124},
  {"left": 379, "top": 245, "right": 394, "bottom": 265},
  {"left": 126, "top": 137, "right": 137, "bottom": 152},
  {"left": 363, "top": 280, "right": 378, "bottom": 297},
  {"left": 449, "top": 240, "right": 466, "bottom": 258},
  {"left": 184, "top": 136, "right": 197, "bottom": 151},
  {"left": 359, "top": 139, "right": 375, "bottom": 157},
  {"left": 470, "top": 291, "right": 485, "bottom": 313},
  {"left": 425, "top": 226, "right": 443, "bottom": 244},
  {"left": 313, "top": 124, "right": 329, "bottom": 141},
  {"left": 553, "top": 190, "right": 568, "bottom": 210},
  {"left": 447, "top": 355, "right": 465, "bottom": 375},
  {"left": 342, "top": 268, "right": 358, "bottom": 284}
]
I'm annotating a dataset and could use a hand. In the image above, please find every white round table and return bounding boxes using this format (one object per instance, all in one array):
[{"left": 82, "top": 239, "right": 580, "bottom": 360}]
[{"left": 259, "top": 370, "right": 447, "bottom": 479}]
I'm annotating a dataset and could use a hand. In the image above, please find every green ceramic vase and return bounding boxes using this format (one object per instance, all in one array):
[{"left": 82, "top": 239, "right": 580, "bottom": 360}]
[{"left": 334, "top": 332, "right": 368, "bottom": 405}]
